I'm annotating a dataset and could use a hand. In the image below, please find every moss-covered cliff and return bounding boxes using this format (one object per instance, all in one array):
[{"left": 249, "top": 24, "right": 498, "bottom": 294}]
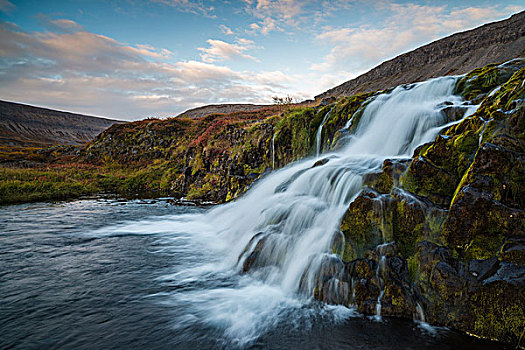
[
  {"left": 79, "top": 93, "right": 371, "bottom": 203},
  {"left": 328, "top": 60, "right": 525, "bottom": 346}
]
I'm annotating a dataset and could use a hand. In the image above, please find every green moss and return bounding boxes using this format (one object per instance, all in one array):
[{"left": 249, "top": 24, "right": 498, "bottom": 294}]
[
  {"left": 273, "top": 107, "right": 316, "bottom": 162},
  {"left": 339, "top": 192, "right": 385, "bottom": 262},
  {"left": 465, "top": 234, "right": 505, "bottom": 260},
  {"left": 471, "top": 284, "right": 525, "bottom": 345},
  {"left": 407, "top": 254, "right": 420, "bottom": 282},
  {"left": 454, "top": 63, "right": 518, "bottom": 101}
]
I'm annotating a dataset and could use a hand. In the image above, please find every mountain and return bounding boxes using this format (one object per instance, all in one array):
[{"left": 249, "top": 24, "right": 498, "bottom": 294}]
[
  {"left": 0, "top": 100, "right": 122, "bottom": 147},
  {"left": 316, "top": 11, "right": 525, "bottom": 100}
]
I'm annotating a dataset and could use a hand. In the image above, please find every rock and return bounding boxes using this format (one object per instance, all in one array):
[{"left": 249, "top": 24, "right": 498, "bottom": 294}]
[
  {"left": 444, "top": 142, "right": 525, "bottom": 260},
  {"left": 319, "top": 97, "right": 336, "bottom": 106},
  {"left": 340, "top": 189, "right": 387, "bottom": 262},
  {"left": 455, "top": 59, "right": 525, "bottom": 100},
  {"left": 312, "top": 158, "right": 330, "bottom": 168},
  {"left": 241, "top": 234, "right": 269, "bottom": 272},
  {"left": 441, "top": 105, "right": 470, "bottom": 122},
  {"left": 363, "top": 159, "right": 410, "bottom": 194},
  {"left": 499, "top": 237, "right": 525, "bottom": 265},
  {"left": 469, "top": 257, "right": 500, "bottom": 281}
]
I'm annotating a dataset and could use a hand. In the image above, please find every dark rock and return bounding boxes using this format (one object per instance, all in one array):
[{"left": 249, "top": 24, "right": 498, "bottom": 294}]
[
  {"left": 441, "top": 105, "right": 470, "bottom": 122},
  {"left": 312, "top": 158, "right": 330, "bottom": 168},
  {"left": 499, "top": 237, "right": 525, "bottom": 265},
  {"left": 241, "top": 234, "right": 268, "bottom": 272}
]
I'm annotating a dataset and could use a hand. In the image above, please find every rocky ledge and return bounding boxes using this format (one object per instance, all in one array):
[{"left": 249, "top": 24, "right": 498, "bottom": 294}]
[{"left": 307, "top": 60, "right": 525, "bottom": 346}]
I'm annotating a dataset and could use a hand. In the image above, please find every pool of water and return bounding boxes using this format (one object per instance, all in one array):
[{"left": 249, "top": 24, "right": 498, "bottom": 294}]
[{"left": 0, "top": 198, "right": 509, "bottom": 349}]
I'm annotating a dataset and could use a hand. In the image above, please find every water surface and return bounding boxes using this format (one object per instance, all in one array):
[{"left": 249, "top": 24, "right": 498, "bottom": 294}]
[{"left": 0, "top": 198, "right": 508, "bottom": 349}]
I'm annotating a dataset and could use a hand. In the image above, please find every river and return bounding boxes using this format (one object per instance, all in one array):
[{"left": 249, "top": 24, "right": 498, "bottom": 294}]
[{"left": 0, "top": 198, "right": 507, "bottom": 349}]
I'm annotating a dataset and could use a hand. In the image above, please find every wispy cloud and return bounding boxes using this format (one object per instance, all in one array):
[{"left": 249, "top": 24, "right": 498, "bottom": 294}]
[
  {"left": 219, "top": 24, "right": 234, "bottom": 35},
  {"left": 0, "top": 0, "right": 15, "bottom": 13},
  {"left": 198, "top": 38, "right": 260, "bottom": 63},
  {"left": 244, "top": 0, "right": 304, "bottom": 34},
  {"left": 311, "top": 3, "right": 521, "bottom": 73},
  {"left": 151, "top": 0, "right": 216, "bottom": 18},
  {"left": 0, "top": 21, "right": 294, "bottom": 119}
]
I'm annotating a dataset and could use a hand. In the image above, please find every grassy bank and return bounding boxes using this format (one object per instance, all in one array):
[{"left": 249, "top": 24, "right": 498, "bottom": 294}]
[{"left": 0, "top": 163, "right": 175, "bottom": 205}]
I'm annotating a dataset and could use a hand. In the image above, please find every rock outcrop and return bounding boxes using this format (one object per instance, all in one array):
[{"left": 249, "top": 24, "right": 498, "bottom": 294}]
[{"left": 321, "top": 61, "right": 525, "bottom": 346}]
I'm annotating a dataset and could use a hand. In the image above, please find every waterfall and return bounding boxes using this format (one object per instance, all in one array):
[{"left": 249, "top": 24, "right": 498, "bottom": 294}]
[
  {"left": 272, "top": 132, "right": 276, "bottom": 169},
  {"left": 315, "top": 106, "right": 333, "bottom": 156},
  {"left": 478, "top": 116, "right": 493, "bottom": 145},
  {"left": 159, "top": 76, "right": 470, "bottom": 343},
  {"left": 205, "top": 76, "right": 464, "bottom": 295}
]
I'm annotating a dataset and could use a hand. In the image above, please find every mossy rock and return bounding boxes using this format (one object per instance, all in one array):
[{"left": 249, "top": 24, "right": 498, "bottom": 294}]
[
  {"left": 454, "top": 59, "right": 525, "bottom": 101},
  {"left": 339, "top": 189, "right": 389, "bottom": 262},
  {"left": 444, "top": 142, "right": 525, "bottom": 261}
]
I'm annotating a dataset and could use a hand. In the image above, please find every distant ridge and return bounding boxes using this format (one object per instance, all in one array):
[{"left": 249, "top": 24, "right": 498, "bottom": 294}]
[
  {"left": 316, "top": 11, "right": 525, "bottom": 100},
  {"left": 0, "top": 100, "right": 123, "bottom": 147},
  {"left": 176, "top": 103, "right": 273, "bottom": 119}
]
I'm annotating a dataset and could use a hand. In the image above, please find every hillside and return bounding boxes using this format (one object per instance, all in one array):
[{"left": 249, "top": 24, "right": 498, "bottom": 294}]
[
  {"left": 316, "top": 11, "right": 525, "bottom": 100},
  {"left": 176, "top": 103, "right": 275, "bottom": 119},
  {"left": 0, "top": 100, "right": 122, "bottom": 147}
]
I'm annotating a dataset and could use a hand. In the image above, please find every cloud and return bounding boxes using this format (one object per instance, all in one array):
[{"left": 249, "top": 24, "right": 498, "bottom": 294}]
[
  {"left": 0, "top": 21, "right": 297, "bottom": 119},
  {"left": 244, "top": 0, "right": 303, "bottom": 34},
  {"left": 248, "top": 0, "right": 304, "bottom": 20},
  {"left": 151, "top": 0, "right": 216, "bottom": 18},
  {"left": 49, "top": 19, "right": 83, "bottom": 31},
  {"left": 198, "top": 38, "right": 260, "bottom": 63},
  {"left": 0, "top": 0, "right": 15, "bottom": 13},
  {"left": 311, "top": 3, "right": 521, "bottom": 73},
  {"left": 219, "top": 24, "right": 234, "bottom": 35}
]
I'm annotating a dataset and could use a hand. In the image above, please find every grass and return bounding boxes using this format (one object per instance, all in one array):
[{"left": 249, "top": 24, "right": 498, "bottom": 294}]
[{"left": 0, "top": 163, "right": 172, "bottom": 205}]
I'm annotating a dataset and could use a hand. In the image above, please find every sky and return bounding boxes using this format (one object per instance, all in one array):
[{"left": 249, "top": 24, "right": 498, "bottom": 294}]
[{"left": 0, "top": 1, "right": 523, "bottom": 120}]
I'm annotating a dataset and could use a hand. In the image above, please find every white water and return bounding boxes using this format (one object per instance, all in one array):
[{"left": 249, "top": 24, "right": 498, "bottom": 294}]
[
  {"left": 272, "top": 133, "right": 276, "bottom": 169},
  {"left": 97, "top": 76, "right": 471, "bottom": 345},
  {"left": 478, "top": 116, "right": 493, "bottom": 145},
  {"left": 316, "top": 107, "right": 333, "bottom": 156}
]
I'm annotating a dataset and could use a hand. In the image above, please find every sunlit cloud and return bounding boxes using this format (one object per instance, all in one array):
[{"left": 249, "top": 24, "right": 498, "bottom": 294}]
[
  {"left": 0, "top": 21, "right": 296, "bottom": 119},
  {"left": 198, "top": 39, "right": 260, "bottom": 63},
  {"left": 311, "top": 3, "right": 521, "bottom": 73},
  {"left": 150, "top": 0, "right": 216, "bottom": 18}
]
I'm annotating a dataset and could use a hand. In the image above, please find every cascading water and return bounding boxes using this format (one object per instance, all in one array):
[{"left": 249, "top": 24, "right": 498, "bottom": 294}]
[
  {"left": 125, "top": 76, "right": 474, "bottom": 345},
  {"left": 272, "top": 132, "right": 276, "bottom": 169},
  {"left": 229, "top": 76, "right": 466, "bottom": 290},
  {"left": 315, "top": 107, "right": 333, "bottom": 156}
]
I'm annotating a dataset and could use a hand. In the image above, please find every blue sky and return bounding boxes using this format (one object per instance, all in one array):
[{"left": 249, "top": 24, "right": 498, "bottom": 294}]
[{"left": 0, "top": 0, "right": 523, "bottom": 120}]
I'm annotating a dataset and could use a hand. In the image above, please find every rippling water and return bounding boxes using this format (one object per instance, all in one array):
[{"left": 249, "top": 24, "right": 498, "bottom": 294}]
[{"left": 0, "top": 198, "right": 508, "bottom": 349}]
